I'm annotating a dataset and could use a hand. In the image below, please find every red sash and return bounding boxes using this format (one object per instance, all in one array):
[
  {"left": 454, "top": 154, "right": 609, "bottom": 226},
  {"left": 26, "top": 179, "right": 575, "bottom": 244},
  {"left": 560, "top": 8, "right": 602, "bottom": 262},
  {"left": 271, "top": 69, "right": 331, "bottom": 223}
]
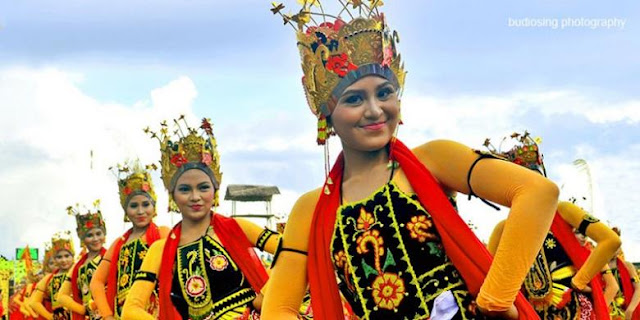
[
  {"left": 307, "top": 139, "right": 539, "bottom": 319},
  {"left": 549, "top": 213, "right": 610, "bottom": 319},
  {"left": 106, "top": 222, "right": 160, "bottom": 312},
  {"left": 157, "top": 213, "right": 268, "bottom": 319}
]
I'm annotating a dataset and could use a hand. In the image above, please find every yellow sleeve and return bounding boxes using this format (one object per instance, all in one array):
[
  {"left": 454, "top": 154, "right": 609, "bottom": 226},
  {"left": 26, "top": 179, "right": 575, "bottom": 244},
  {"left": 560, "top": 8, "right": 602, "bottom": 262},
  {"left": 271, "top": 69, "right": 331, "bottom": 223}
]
[
  {"left": 261, "top": 189, "right": 319, "bottom": 320},
  {"left": 90, "top": 239, "right": 117, "bottom": 317},
  {"left": 24, "top": 292, "right": 39, "bottom": 318},
  {"left": 557, "top": 201, "right": 621, "bottom": 289},
  {"left": 30, "top": 276, "right": 53, "bottom": 320},
  {"left": 56, "top": 267, "right": 86, "bottom": 315},
  {"left": 414, "top": 140, "right": 559, "bottom": 312},
  {"left": 236, "top": 218, "right": 280, "bottom": 255},
  {"left": 121, "top": 239, "right": 165, "bottom": 320},
  {"left": 12, "top": 293, "right": 23, "bottom": 307},
  {"left": 487, "top": 220, "right": 506, "bottom": 256},
  {"left": 157, "top": 226, "right": 171, "bottom": 239}
]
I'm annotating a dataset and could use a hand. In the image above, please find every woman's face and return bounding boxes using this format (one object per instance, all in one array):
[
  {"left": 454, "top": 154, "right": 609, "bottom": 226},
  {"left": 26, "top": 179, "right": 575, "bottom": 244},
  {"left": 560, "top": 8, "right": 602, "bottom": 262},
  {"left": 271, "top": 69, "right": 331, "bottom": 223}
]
[
  {"left": 126, "top": 194, "right": 155, "bottom": 229},
  {"left": 54, "top": 250, "right": 74, "bottom": 271},
  {"left": 172, "top": 169, "right": 215, "bottom": 222},
  {"left": 330, "top": 75, "right": 400, "bottom": 152},
  {"left": 47, "top": 256, "right": 57, "bottom": 271},
  {"left": 83, "top": 227, "right": 105, "bottom": 253}
]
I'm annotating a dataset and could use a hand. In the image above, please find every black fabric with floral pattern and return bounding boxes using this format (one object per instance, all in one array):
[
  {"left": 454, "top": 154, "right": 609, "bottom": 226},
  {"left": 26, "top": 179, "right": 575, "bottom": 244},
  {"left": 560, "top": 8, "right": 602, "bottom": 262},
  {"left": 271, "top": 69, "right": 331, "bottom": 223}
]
[
  {"left": 523, "top": 232, "right": 592, "bottom": 319},
  {"left": 50, "top": 272, "right": 71, "bottom": 320},
  {"left": 331, "top": 181, "right": 482, "bottom": 319},
  {"left": 116, "top": 238, "right": 156, "bottom": 317},
  {"left": 170, "top": 234, "right": 256, "bottom": 320}
]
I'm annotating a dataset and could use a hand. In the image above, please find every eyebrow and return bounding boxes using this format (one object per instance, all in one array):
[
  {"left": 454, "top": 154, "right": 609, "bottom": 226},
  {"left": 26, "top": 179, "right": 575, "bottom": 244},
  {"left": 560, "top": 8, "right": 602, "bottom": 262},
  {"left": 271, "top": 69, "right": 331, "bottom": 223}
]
[{"left": 340, "top": 80, "right": 394, "bottom": 98}]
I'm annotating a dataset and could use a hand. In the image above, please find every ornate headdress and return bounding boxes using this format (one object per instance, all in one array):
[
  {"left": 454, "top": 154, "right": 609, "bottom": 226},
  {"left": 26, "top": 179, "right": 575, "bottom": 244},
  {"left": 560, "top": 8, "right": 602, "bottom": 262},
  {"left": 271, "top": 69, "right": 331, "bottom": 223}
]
[
  {"left": 51, "top": 231, "right": 75, "bottom": 256},
  {"left": 66, "top": 199, "right": 106, "bottom": 239},
  {"left": 272, "top": 0, "right": 406, "bottom": 144},
  {"left": 483, "top": 131, "right": 546, "bottom": 176},
  {"left": 146, "top": 115, "right": 222, "bottom": 212},
  {"left": 42, "top": 242, "right": 54, "bottom": 272},
  {"left": 110, "top": 160, "right": 158, "bottom": 212}
]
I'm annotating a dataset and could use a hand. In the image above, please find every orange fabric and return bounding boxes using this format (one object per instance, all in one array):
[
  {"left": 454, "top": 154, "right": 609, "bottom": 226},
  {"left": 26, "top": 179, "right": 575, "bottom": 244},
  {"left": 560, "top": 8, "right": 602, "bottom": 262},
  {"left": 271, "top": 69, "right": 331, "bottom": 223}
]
[{"left": 307, "top": 139, "right": 540, "bottom": 320}]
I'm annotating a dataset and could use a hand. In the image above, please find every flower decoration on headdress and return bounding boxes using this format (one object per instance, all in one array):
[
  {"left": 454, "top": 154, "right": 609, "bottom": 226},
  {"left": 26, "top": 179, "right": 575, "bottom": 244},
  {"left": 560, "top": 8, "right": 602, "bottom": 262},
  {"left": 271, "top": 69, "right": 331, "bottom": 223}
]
[
  {"left": 110, "top": 160, "right": 158, "bottom": 217},
  {"left": 146, "top": 115, "right": 222, "bottom": 212},
  {"left": 483, "top": 131, "right": 547, "bottom": 176},
  {"left": 42, "top": 242, "right": 54, "bottom": 273},
  {"left": 51, "top": 231, "right": 75, "bottom": 257},
  {"left": 271, "top": 0, "right": 406, "bottom": 144},
  {"left": 67, "top": 200, "right": 106, "bottom": 240}
]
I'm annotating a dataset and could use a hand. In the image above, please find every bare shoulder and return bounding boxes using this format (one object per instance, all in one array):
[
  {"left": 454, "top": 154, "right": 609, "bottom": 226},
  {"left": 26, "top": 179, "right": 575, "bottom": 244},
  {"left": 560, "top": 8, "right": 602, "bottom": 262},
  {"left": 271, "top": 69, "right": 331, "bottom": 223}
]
[{"left": 282, "top": 187, "right": 322, "bottom": 251}]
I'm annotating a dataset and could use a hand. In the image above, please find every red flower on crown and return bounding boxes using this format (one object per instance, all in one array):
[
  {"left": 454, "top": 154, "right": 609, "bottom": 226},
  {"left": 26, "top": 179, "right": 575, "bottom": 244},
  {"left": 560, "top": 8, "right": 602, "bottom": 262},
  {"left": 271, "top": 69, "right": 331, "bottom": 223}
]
[
  {"left": 141, "top": 183, "right": 150, "bottom": 192},
  {"left": 202, "top": 153, "right": 213, "bottom": 166},
  {"left": 326, "top": 53, "right": 358, "bottom": 77},
  {"left": 85, "top": 221, "right": 94, "bottom": 229},
  {"left": 123, "top": 186, "right": 133, "bottom": 195},
  {"left": 171, "top": 154, "right": 188, "bottom": 167}
]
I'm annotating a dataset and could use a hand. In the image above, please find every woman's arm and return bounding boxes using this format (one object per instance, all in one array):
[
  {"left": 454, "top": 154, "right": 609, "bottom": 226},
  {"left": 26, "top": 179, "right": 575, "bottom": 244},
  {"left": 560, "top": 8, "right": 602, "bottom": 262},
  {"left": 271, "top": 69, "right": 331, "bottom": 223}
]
[
  {"left": 30, "top": 276, "right": 53, "bottom": 320},
  {"left": 57, "top": 264, "right": 86, "bottom": 315},
  {"left": 120, "top": 239, "right": 165, "bottom": 320},
  {"left": 261, "top": 189, "right": 319, "bottom": 320},
  {"left": 600, "top": 266, "right": 619, "bottom": 306},
  {"left": 90, "top": 240, "right": 117, "bottom": 318},
  {"left": 236, "top": 218, "right": 280, "bottom": 254},
  {"left": 624, "top": 261, "right": 640, "bottom": 318},
  {"left": 556, "top": 201, "right": 621, "bottom": 289},
  {"left": 414, "top": 140, "right": 559, "bottom": 312},
  {"left": 487, "top": 220, "right": 507, "bottom": 256}
]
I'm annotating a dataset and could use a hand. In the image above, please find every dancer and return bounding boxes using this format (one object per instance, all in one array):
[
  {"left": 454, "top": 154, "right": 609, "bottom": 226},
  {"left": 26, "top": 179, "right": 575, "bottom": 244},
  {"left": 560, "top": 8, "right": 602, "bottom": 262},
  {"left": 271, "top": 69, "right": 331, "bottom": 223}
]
[
  {"left": 262, "top": 2, "right": 559, "bottom": 319},
  {"left": 90, "top": 161, "right": 169, "bottom": 320},
  {"left": 58, "top": 201, "right": 107, "bottom": 320},
  {"left": 121, "top": 116, "right": 280, "bottom": 320}
]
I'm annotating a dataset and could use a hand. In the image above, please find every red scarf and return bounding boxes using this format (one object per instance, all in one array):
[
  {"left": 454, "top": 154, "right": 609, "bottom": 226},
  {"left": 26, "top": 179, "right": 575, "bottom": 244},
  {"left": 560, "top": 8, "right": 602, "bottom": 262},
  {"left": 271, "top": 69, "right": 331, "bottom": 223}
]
[
  {"left": 157, "top": 213, "right": 268, "bottom": 320},
  {"left": 549, "top": 214, "right": 610, "bottom": 319},
  {"left": 615, "top": 257, "right": 640, "bottom": 319},
  {"left": 308, "top": 139, "right": 538, "bottom": 319},
  {"left": 105, "top": 222, "right": 160, "bottom": 312},
  {"left": 69, "top": 248, "right": 106, "bottom": 320}
]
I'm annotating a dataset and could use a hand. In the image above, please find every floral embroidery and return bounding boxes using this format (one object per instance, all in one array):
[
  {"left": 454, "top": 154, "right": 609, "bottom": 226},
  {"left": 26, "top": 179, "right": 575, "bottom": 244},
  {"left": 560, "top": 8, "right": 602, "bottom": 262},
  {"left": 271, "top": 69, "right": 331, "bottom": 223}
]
[
  {"left": 356, "top": 207, "right": 375, "bottom": 231},
  {"left": 545, "top": 238, "right": 557, "bottom": 249},
  {"left": 334, "top": 250, "right": 347, "bottom": 268},
  {"left": 372, "top": 272, "right": 406, "bottom": 310},
  {"left": 138, "top": 250, "right": 147, "bottom": 261},
  {"left": 209, "top": 254, "right": 229, "bottom": 271},
  {"left": 406, "top": 215, "right": 436, "bottom": 243},
  {"left": 185, "top": 275, "right": 206, "bottom": 297},
  {"left": 119, "top": 274, "right": 129, "bottom": 288},
  {"left": 326, "top": 53, "right": 358, "bottom": 77}
]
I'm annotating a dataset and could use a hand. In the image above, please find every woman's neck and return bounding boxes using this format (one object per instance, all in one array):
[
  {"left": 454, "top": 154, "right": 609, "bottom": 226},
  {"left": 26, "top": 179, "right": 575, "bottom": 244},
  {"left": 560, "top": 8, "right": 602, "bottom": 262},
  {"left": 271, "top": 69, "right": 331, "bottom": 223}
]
[
  {"left": 129, "top": 224, "right": 148, "bottom": 240},
  {"left": 180, "top": 212, "right": 213, "bottom": 244},
  {"left": 341, "top": 144, "right": 389, "bottom": 180},
  {"left": 86, "top": 249, "right": 101, "bottom": 260}
]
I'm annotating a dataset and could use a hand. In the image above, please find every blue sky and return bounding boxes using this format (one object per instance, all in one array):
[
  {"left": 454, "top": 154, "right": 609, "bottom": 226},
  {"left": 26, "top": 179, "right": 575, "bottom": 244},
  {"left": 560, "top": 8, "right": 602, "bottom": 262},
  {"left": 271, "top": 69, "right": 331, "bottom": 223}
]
[{"left": 1, "top": 0, "right": 639, "bottom": 261}]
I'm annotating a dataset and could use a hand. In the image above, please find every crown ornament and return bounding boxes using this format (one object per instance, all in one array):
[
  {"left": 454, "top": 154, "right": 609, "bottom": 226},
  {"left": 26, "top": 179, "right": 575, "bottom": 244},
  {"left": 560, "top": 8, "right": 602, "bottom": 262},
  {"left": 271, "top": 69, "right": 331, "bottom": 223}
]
[
  {"left": 483, "top": 131, "right": 546, "bottom": 176},
  {"left": 145, "top": 115, "right": 222, "bottom": 212},
  {"left": 110, "top": 160, "right": 158, "bottom": 215},
  {"left": 51, "top": 231, "right": 75, "bottom": 257},
  {"left": 66, "top": 199, "right": 106, "bottom": 240},
  {"left": 271, "top": 0, "right": 406, "bottom": 144},
  {"left": 42, "top": 242, "right": 54, "bottom": 272}
]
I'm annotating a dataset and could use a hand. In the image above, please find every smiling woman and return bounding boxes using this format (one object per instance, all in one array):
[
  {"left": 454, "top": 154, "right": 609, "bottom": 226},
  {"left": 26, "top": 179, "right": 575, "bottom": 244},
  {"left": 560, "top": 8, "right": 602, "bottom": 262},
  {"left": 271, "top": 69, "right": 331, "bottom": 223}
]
[
  {"left": 57, "top": 201, "right": 107, "bottom": 320},
  {"left": 120, "top": 116, "right": 281, "bottom": 320}
]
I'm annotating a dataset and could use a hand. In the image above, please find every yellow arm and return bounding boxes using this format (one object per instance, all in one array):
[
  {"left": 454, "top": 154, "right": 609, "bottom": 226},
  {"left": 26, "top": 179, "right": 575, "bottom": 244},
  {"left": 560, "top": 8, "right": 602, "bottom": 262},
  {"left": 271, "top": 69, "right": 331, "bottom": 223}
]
[
  {"left": 56, "top": 266, "right": 86, "bottom": 315},
  {"left": 624, "top": 261, "right": 640, "bottom": 316},
  {"left": 487, "top": 220, "right": 506, "bottom": 256},
  {"left": 601, "top": 266, "right": 620, "bottom": 306},
  {"left": 556, "top": 201, "right": 621, "bottom": 289},
  {"left": 90, "top": 239, "right": 117, "bottom": 318},
  {"left": 120, "top": 239, "right": 165, "bottom": 320},
  {"left": 413, "top": 140, "right": 559, "bottom": 312},
  {"left": 30, "top": 275, "right": 53, "bottom": 320},
  {"left": 262, "top": 189, "right": 320, "bottom": 320},
  {"left": 236, "top": 218, "right": 280, "bottom": 254}
]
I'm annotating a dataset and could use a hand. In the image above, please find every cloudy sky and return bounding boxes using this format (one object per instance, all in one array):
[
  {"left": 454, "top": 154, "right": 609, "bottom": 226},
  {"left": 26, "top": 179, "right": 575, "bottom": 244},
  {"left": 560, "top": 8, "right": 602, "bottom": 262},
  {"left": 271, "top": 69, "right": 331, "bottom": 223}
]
[{"left": 1, "top": 0, "right": 639, "bottom": 262}]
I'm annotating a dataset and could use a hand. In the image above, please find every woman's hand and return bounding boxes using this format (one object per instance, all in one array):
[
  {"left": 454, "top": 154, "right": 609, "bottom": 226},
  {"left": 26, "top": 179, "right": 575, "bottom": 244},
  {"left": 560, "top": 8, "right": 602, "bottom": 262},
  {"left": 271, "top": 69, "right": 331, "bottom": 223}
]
[{"left": 478, "top": 304, "right": 519, "bottom": 319}]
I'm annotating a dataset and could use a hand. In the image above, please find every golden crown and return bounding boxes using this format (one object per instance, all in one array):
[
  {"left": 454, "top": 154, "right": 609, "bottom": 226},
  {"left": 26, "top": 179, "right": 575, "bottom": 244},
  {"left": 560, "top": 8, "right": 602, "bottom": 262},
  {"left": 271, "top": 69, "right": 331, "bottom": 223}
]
[
  {"left": 43, "top": 242, "right": 54, "bottom": 270},
  {"left": 66, "top": 199, "right": 106, "bottom": 239},
  {"left": 271, "top": 0, "right": 406, "bottom": 144},
  {"left": 145, "top": 115, "right": 222, "bottom": 211},
  {"left": 110, "top": 160, "right": 158, "bottom": 210},
  {"left": 483, "top": 131, "right": 546, "bottom": 176},
  {"left": 51, "top": 231, "right": 75, "bottom": 257}
]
